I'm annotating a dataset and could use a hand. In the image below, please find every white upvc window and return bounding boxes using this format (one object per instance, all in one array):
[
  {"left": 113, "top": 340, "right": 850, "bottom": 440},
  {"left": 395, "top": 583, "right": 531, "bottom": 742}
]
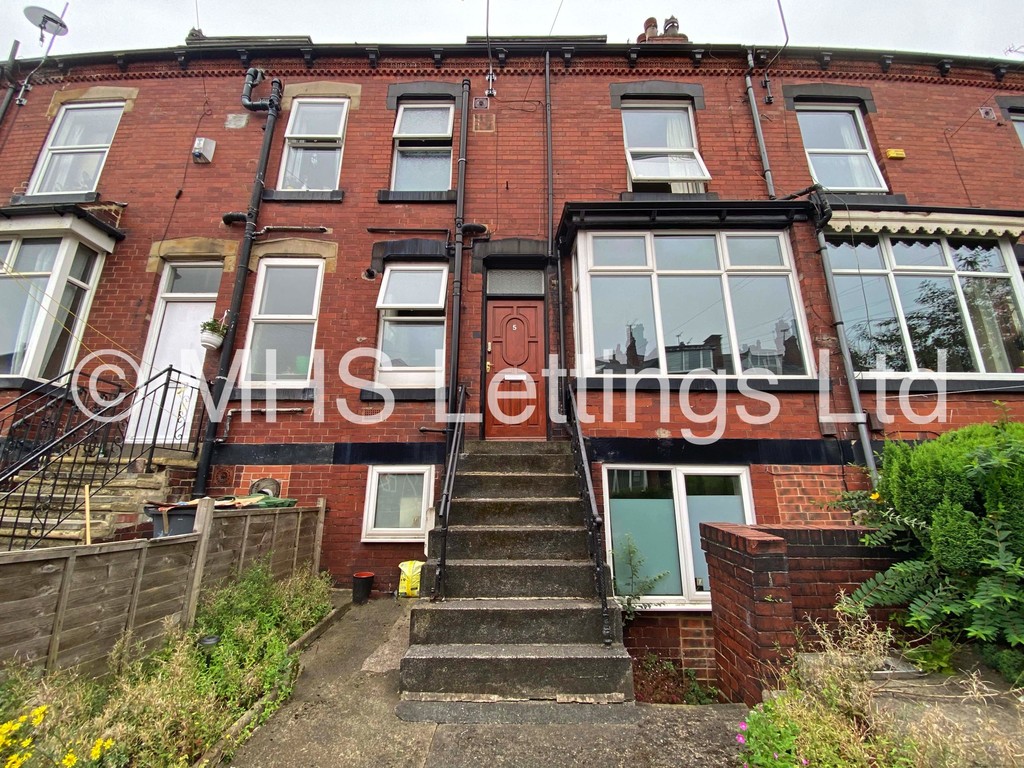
[
  {"left": 243, "top": 258, "right": 323, "bottom": 384},
  {"left": 795, "top": 105, "right": 887, "bottom": 192},
  {"left": 391, "top": 103, "right": 455, "bottom": 192},
  {"left": 577, "top": 231, "right": 811, "bottom": 377},
  {"left": 375, "top": 263, "right": 448, "bottom": 388},
  {"left": 621, "top": 103, "right": 710, "bottom": 193},
  {"left": 1013, "top": 115, "right": 1024, "bottom": 149},
  {"left": 362, "top": 465, "right": 435, "bottom": 542},
  {"left": 827, "top": 234, "right": 1024, "bottom": 375},
  {"left": 278, "top": 98, "right": 349, "bottom": 191},
  {"left": 0, "top": 235, "right": 103, "bottom": 379},
  {"left": 29, "top": 102, "right": 124, "bottom": 195},
  {"left": 604, "top": 465, "right": 754, "bottom": 609}
]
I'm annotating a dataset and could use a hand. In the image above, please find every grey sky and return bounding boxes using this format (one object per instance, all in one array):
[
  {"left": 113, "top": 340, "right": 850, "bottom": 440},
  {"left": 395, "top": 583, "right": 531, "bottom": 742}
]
[{"left": 1, "top": 1, "right": 1023, "bottom": 63}]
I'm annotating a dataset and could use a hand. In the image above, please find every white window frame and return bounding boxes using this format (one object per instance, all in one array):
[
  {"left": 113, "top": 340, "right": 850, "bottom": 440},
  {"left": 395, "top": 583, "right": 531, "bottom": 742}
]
[
  {"left": 362, "top": 465, "right": 435, "bottom": 542},
  {"left": 390, "top": 102, "right": 455, "bottom": 192},
  {"left": 241, "top": 257, "right": 324, "bottom": 385},
  {"left": 829, "top": 233, "right": 1024, "bottom": 377},
  {"left": 277, "top": 98, "right": 349, "bottom": 191},
  {"left": 1013, "top": 114, "right": 1024, "bottom": 150},
  {"left": 603, "top": 464, "right": 755, "bottom": 610},
  {"left": 621, "top": 102, "right": 711, "bottom": 190},
  {"left": 0, "top": 222, "right": 109, "bottom": 380},
  {"left": 375, "top": 263, "right": 449, "bottom": 388},
  {"left": 795, "top": 104, "right": 887, "bottom": 193},
  {"left": 576, "top": 230, "right": 814, "bottom": 378},
  {"left": 28, "top": 101, "right": 124, "bottom": 196}
]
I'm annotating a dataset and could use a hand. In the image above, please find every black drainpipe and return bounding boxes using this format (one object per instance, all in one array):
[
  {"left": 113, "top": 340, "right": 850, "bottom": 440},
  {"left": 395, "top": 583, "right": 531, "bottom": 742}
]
[
  {"left": 745, "top": 48, "right": 776, "bottom": 199},
  {"left": 0, "top": 42, "right": 20, "bottom": 132},
  {"left": 193, "top": 68, "right": 282, "bottom": 497},
  {"left": 546, "top": 50, "right": 565, "bottom": 416},
  {"left": 447, "top": 79, "right": 472, "bottom": 418}
]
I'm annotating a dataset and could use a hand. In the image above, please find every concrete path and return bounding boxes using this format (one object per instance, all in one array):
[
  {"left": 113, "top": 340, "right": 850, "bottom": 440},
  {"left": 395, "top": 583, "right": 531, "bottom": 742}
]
[{"left": 229, "top": 597, "right": 746, "bottom": 768}]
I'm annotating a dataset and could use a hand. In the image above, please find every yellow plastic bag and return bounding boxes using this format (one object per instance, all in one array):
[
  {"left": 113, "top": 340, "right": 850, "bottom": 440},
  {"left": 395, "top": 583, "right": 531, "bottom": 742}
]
[{"left": 398, "top": 560, "right": 425, "bottom": 598}]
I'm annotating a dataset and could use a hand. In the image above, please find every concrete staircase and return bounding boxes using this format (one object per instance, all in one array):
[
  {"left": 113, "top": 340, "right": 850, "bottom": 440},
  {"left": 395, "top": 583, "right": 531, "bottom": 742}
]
[
  {"left": 0, "top": 454, "right": 196, "bottom": 547},
  {"left": 400, "top": 441, "right": 634, "bottom": 704}
]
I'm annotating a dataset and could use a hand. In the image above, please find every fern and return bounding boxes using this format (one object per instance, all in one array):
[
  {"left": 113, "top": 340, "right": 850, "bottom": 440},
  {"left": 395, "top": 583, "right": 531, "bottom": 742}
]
[{"left": 850, "top": 559, "right": 935, "bottom": 608}]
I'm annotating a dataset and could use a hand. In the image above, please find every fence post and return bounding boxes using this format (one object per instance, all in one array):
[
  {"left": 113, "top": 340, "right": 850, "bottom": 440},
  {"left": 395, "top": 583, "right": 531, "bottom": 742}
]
[
  {"left": 313, "top": 496, "right": 326, "bottom": 574},
  {"left": 182, "top": 497, "right": 215, "bottom": 628},
  {"left": 46, "top": 552, "right": 77, "bottom": 673}
]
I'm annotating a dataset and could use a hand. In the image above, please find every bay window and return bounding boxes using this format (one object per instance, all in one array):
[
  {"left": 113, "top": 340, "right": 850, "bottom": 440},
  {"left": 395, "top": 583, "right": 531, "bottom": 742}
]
[
  {"left": 578, "top": 232, "right": 810, "bottom": 376},
  {"left": 604, "top": 465, "right": 753, "bottom": 607},
  {"left": 827, "top": 235, "right": 1024, "bottom": 374}
]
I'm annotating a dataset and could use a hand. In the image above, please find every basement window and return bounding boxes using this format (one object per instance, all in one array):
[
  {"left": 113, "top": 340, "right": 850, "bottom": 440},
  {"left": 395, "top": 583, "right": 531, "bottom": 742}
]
[
  {"left": 603, "top": 465, "right": 754, "bottom": 608},
  {"left": 362, "top": 465, "right": 434, "bottom": 542},
  {"left": 278, "top": 98, "right": 349, "bottom": 191},
  {"left": 375, "top": 263, "right": 448, "bottom": 388}
]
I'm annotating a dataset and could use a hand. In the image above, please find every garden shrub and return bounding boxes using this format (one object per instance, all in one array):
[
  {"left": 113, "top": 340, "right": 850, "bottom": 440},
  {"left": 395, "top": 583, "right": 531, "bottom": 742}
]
[{"left": 846, "top": 419, "right": 1024, "bottom": 679}]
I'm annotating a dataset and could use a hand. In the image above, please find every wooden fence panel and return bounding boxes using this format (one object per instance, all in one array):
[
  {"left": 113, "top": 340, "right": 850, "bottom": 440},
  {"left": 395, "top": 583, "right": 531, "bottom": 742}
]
[{"left": 0, "top": 500, "right": 326, "bottom": 678}]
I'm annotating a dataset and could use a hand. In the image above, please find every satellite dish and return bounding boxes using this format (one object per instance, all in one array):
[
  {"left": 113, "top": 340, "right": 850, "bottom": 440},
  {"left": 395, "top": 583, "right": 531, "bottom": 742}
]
[{"left": 24, "top": 6, "right": 69, "bottom": 44}]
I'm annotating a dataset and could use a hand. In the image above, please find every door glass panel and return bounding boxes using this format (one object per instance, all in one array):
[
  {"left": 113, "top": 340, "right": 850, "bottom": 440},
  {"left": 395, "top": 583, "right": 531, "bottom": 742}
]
[
  {"left": 684, "top": 475, "right": 745, "bottom": 593},
  {"left": 486, "top": 269, "right": 545, "bottom": 296},
  {"left": 608, "top": 469, "right": 682, "bottom": 596}
]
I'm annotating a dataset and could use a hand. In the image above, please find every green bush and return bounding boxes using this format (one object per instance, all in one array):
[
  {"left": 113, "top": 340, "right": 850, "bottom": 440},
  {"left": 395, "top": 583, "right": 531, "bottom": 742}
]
[
  {"left": 848, "top": 419, "right": 1024, "bottom": 654},
  {"left": 979, "top": 642, "right": 1024, "bottom": 686}
]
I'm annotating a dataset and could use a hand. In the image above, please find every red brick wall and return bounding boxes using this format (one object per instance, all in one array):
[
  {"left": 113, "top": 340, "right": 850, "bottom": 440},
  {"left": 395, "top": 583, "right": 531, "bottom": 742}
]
[
  {"left": 623, "top": 613, "right": 716, "bottom": 685},
  {"left": 699, "top": 522, "right": 898, "bottom": 706}
]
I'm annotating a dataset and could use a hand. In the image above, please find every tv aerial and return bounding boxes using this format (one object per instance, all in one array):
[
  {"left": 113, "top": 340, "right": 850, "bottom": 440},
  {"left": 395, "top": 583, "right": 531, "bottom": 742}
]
[{"left": 24, "top": 6, "right": 69, "bottom": 46}]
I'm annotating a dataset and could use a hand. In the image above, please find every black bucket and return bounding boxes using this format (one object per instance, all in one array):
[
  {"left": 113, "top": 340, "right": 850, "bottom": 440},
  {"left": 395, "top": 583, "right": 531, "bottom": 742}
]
[{"left": 352, "top": 571, "right": 374, "bottom": 604}]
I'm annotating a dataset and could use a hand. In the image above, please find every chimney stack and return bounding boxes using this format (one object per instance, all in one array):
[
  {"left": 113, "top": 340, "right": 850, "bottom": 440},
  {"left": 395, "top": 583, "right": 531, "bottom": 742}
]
[{"left": 638, "top": 14, "right": 688, "bottom": 43}]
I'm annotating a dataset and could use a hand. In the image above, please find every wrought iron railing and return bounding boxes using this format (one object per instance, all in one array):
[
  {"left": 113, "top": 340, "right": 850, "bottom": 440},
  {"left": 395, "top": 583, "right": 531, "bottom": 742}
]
[
  {"left": 430, "top": 384, "right": 467, "bottom": 601},
  {"left": 0, "top": 366, "right": 205, "bottom": 550},
  {"left": 565, "top": 386, "right": 613, "bottom": 645},
  {"left": 0, "top": 369, "right": 125, "bottom": 475}
]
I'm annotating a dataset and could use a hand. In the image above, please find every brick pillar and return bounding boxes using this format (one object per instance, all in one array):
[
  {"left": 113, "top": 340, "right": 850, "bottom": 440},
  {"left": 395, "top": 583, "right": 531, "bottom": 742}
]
[{"left": 700, "top": 523, "right": 797, "bottom": 706}]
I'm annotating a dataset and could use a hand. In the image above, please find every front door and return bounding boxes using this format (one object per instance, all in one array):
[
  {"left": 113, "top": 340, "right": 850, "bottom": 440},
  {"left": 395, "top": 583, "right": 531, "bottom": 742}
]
[
  {"left": 485, "top": 300, "right": 546, "bottom": 440},
  {"left": 127, "top": 264, "right": 220, "bottom": 444}
]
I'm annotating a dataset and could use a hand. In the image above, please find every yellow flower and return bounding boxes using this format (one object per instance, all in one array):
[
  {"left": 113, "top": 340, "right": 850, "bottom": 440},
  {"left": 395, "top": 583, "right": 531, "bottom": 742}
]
[
  {"left": 104, "top": 739, "right": 113, "bottom": 750},
  {"left": 29, "top": 705, "right": 48, "bottom": 727},
  {"left": 20, "top": 738, "right": 32, "bottom": 749},
  {"left": 90, "top": 736, "right": 112, "bottom": 761},
  {"left": 61, "top": 751, "right": 78, "bottom": 767},
  {"left": 869, "top": 491, "right": 880, "bottom": 501}
]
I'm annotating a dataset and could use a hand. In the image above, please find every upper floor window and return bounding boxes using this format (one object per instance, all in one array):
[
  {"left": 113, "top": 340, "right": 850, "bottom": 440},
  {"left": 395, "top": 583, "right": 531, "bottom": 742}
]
[
  {"left": 795, "top": 106, "right": 886, "bottom": 192},
  {"left": 621, "top": 103, "right": 710, "bottom": 193},
  {"left": 29, "top": 102, "right": 124, "bottom": 195},
  {"left": 1014, "top": 115, "right": 1024, "bottom": 149},
  {"left": 827, "top": 235, "right": 1024, "bottom": 374},
  {"left": 0, "top": 236, "right": 102, "bottom": 378},
  {"left": 391, "top": 103, "right": 454, "bottom": 192},
  {"left": 278, "top": 98, "right": 349, "bottom": 191},
  {"left": 243, "top": 258, "right": 323, "bottom": 384},
  {"left": 375, "top": 263, "right": 448, "bottom": 388},
  {"left": 604, "top": 465, "right": 754, "bottom": 608},
  {"left": 576, "top": 232, "right": 810, "bottom": 377}
]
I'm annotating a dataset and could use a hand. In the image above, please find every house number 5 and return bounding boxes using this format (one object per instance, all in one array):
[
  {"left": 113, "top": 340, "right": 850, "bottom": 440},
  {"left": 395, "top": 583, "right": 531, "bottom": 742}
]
[{"left": 511, "top": 323, "right": 518, "bottom": 331}]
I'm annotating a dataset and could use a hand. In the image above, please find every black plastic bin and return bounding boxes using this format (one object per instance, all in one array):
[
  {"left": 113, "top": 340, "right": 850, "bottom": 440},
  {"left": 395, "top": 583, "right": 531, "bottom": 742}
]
[{"left": 144, "top": 506, "right": 197, "bottom": 537}]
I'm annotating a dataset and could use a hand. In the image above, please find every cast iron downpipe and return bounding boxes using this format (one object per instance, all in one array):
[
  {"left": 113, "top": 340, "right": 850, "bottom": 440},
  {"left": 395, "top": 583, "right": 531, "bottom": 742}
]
[
  {"left": 546, "top": 50, "right": 566, "bottom": 411},
  {"left": 193, "top": 68, "right": 282, "bottom": 498},
  {"left": 446, "top": 79, "right": 472, "bottom": 418},
  {"left": 0, "top": 42, "right": 20, "bottom": 131},
  {"left": 745, "top": 48, "right": 776, "bottom": 199},
  {"left": 810, "top": 191, "right": 879, "bottom": 483}
]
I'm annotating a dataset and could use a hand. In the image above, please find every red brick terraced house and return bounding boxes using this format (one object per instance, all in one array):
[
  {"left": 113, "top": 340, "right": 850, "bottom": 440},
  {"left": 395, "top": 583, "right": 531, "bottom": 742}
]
[{"left": 1, "top": 15, "right": 1024, "bottom": 696}]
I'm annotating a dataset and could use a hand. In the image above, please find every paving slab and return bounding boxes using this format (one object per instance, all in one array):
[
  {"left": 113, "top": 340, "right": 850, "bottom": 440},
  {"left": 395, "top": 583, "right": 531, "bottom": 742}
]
[{"left": 228, "top": 596, "right": 746, "bottom": 768}]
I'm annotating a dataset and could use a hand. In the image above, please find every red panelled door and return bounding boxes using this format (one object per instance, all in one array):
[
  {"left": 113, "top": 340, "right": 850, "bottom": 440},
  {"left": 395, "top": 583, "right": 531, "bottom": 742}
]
[{"left": 485, "top": 300, "right": 546, "bottom": 439}]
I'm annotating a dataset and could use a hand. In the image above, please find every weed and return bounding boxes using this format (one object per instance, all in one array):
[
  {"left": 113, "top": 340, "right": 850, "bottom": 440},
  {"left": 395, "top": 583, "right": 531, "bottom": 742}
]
[{"left": 631, "top": 653, "right": 716, "bottom": 705}]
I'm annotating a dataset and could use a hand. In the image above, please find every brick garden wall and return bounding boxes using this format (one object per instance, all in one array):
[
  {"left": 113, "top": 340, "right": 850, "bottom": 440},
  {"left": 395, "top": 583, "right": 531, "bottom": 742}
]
[{"left": 699, "top": 522, "right": 897, "bottom": 706}]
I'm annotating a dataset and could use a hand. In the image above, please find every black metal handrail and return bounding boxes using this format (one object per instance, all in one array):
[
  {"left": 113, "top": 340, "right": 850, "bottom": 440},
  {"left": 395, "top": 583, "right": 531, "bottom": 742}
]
[
  {"left": 0, "top": 369, "right": 125, "bottom": 475},
  {"left": 430, "top": 384, "right": 467, "bottom": 601},
  {"left": 564, "top": 386, "right": 613, "bottom": 645},
  {"left": 0, "top": 366, "right": 205, "bottom": 550}
]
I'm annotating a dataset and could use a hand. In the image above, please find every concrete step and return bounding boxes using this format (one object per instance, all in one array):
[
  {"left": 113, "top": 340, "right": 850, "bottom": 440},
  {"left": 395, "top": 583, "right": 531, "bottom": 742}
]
[
  {"left": 448, "top": 498, "right": 582, "bottom": 527},
  {"left": 457, "top": 452, "right": 575, "bottom": 474},
  {"left": 429, "top": 525, "right": 588, "bottom": 560},
  {"left": 425, "top": 559, "right": 598, "bottom": 598},
  {"left": 399, "top": 643, "right": 634, "bottom": 702},
  {"left": 409, "top": 598, "right": 622, "bottom": 645},
  {"left": 454, "top": 472, "right": 578, "bottom": 499},
  {"left": 462, "top": 440, "right": 571, "bottom": 456}
]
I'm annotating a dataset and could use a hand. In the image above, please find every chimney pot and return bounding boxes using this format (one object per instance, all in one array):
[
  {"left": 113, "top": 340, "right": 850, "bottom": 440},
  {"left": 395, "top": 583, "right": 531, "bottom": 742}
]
[
  {"left": 664, "top": 16, "right": 680, "bottom": 35},
  {"left": 644, "top": 16, "right": 659, "bottom": 40}
]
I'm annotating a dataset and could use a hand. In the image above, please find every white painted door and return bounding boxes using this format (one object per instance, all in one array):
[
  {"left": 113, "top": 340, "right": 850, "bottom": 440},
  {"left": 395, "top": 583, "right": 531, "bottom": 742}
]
[{"left": 127, "top": 264, "right": 220, "bottom": 445}]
